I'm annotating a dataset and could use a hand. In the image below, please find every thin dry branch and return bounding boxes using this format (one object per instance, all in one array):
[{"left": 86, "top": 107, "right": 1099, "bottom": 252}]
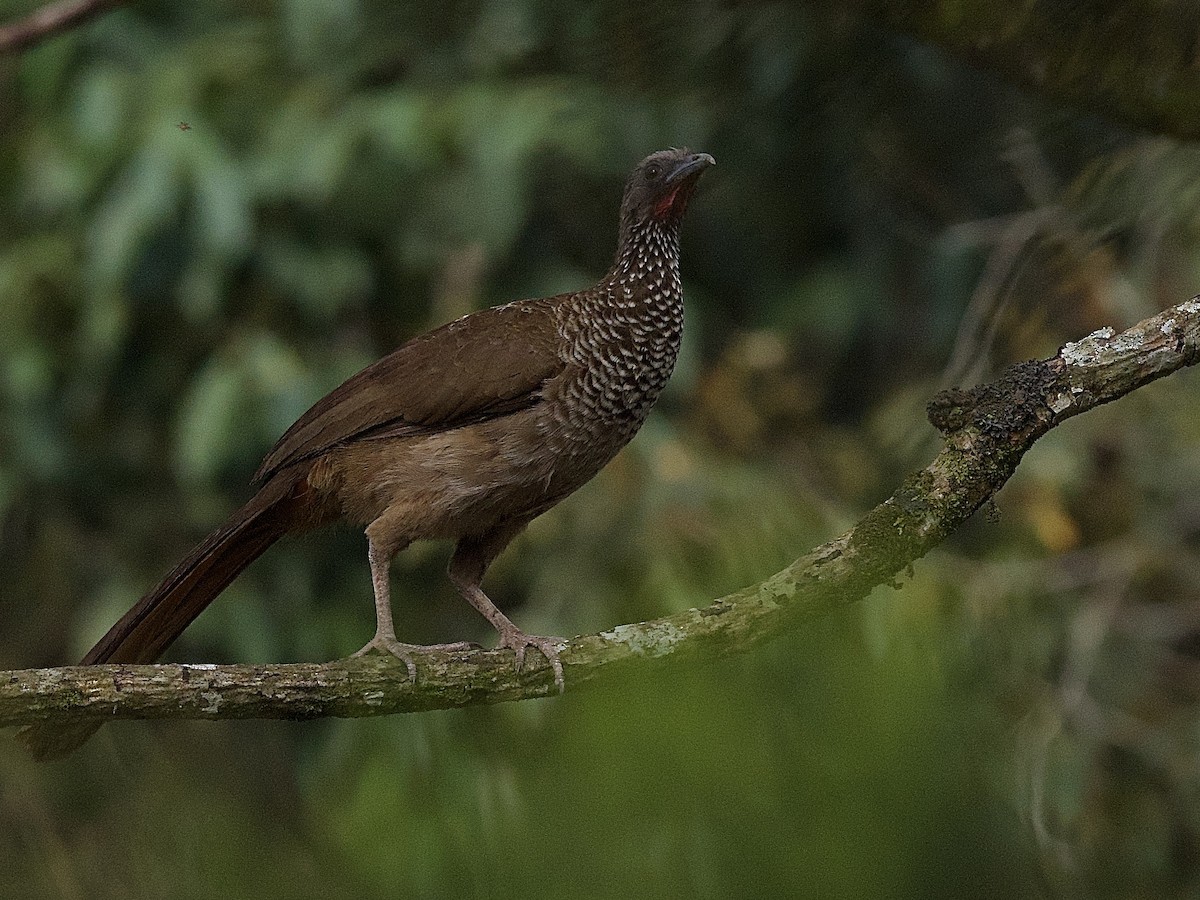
[
  {"left": 3, "top": 298, "right": 1199, "bottom": 733},
  {"left": 0, "top": 0, "right": 122, "bottom": 53}
]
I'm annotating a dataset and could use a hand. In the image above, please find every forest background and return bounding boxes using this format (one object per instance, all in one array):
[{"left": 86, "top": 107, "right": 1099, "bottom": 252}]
[{"left": 3, "top": 1, "right": 1200, "bottom": 897}]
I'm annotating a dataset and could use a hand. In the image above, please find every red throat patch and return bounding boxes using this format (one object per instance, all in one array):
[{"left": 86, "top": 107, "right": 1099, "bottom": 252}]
[{"left": 653, "top": 187, "right": 681, "bottom": 219}]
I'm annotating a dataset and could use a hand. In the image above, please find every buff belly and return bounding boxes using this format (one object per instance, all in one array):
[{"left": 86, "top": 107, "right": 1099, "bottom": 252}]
[{"left": 309, "top": 406, "right": 630, "bottom": 544}]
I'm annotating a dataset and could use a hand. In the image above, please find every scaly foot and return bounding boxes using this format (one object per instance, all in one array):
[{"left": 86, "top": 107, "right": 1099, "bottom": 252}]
[
  {"left": 496, "top": 625, "right": 566, "bottom": 693},
  {"left": 351, "top": 633, "right": 480, "bottom": 680}
]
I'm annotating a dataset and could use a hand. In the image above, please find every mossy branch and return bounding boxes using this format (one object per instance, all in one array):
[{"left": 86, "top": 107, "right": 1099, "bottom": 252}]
[{"left": 2, "top": 297, "right": 1199, "bottom": 734}]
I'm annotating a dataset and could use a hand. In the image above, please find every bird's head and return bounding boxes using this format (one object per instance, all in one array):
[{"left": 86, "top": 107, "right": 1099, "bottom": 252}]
[{"left": 619, "top": 148, "right": 715, "bottom": 230}]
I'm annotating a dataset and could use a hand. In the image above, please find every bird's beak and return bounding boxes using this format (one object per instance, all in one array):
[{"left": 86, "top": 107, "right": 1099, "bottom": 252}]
[{"left": 666, "top": 153, "right": 716, "bottom": 184}]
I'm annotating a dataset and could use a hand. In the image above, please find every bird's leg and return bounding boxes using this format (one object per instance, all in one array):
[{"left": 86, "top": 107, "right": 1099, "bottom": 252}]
[
  {"left": 448, "top": 523, "right": 566, "bottom": 692},
  {"left": 351, "top": 536, "right": 478, "bottom": 678}
]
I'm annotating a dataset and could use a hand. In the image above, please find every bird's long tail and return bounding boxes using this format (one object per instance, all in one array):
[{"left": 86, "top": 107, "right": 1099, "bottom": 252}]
[{"left": 18, "top": 474, "right": 304, "bottom": 760}]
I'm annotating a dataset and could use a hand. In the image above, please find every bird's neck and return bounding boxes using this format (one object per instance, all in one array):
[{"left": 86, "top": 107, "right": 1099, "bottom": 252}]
[
  {"left": 596, "top": 217, "right": 684, "bottom": 335},
  {"left": 607, "top": 218, "right": 682, "bottom": 293}
]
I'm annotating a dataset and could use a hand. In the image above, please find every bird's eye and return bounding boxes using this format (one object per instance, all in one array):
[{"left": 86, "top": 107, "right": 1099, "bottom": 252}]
[{"left": 645, "top": 163, "right": 662, "bottom": 179}]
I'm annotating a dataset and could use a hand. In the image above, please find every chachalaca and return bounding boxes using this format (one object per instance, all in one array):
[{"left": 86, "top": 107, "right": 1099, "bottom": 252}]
[{"left": 19, "top": 147, "right": 714, "bottom": 759}]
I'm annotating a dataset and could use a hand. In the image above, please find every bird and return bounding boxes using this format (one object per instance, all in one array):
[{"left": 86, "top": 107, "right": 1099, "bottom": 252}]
[{"left": 19, "top": 147, "right": 715, "bottom": 759}]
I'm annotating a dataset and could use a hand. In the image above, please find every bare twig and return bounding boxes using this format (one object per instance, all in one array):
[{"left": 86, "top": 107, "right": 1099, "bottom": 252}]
[
  {"left": 0, "top": 0, "right": 123, "bottom": 54},
  {"left": 3, "top": 297, "right": 1200, "bottom": 733}
]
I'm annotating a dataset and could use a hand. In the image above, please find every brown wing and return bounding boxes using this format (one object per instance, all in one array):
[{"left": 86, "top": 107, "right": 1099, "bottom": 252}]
[{"left": 253, "top": 297, "right": 566, "bottom": 483}]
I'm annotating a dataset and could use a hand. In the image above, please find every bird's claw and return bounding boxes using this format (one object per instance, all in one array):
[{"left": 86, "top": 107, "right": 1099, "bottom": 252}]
[
  {"left": 351, "top": 634, "right": 481, "bottom": 681},
  {"left": 497, "top": 627, "right": 566, "bottom": 693}
]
